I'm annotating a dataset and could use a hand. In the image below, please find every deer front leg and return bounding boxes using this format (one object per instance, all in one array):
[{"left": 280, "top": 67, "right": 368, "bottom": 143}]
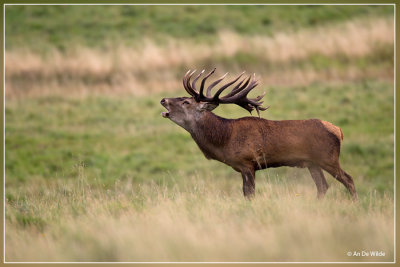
[{"left": 241, "top": 168, "right": 255, "bottom": 199}]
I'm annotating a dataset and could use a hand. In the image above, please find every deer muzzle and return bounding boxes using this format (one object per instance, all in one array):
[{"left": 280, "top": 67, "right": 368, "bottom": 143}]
[{"left": 160, "top": 98, "right": 170, "bottom": 118}]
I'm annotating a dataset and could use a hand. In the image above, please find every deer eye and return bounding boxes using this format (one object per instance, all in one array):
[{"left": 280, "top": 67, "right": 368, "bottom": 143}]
[{"left": 182, "top": 100, "right": 190, "bottom": 105}]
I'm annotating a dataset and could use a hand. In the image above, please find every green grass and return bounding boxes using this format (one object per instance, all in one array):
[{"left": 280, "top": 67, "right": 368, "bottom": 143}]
[
  {"left": 5, "top": 81, "right": 394, "bottom": 195},
  {"left": 5, "top": 5, "right": 393, "bottom": 52}
]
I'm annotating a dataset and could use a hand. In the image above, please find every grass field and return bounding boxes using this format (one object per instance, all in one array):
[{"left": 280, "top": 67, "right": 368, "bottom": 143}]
[{"left": 4, "top": 5, "right": 395, "bottom": 262}]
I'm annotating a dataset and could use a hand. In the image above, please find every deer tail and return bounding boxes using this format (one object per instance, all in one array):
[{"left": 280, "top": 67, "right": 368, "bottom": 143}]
[
  {"left": 321, "top": 120, "right": 344, "bottom": 142},
  {"left": 339, "top": 127, "right": 344, "bottom": 141}
]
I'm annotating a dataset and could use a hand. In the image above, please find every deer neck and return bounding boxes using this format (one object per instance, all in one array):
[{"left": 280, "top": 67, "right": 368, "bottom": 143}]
[{"left": 188, "top": 111, "right": 233, "bottom": 152}]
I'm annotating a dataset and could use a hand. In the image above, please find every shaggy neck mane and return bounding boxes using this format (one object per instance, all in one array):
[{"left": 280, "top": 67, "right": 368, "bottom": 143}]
[{"left": 190, "top": 111, "right": 232, "bottom": 147}]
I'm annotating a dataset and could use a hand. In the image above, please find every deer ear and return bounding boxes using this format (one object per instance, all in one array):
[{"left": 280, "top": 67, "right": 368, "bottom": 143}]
[{"left": 199, "top": 102, "right": 218, "bottom": 111}]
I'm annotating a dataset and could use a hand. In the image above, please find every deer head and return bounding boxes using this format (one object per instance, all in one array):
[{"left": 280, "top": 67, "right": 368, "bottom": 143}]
[{"left": 160, "top": 68, "right": 269, "bottom": 130}]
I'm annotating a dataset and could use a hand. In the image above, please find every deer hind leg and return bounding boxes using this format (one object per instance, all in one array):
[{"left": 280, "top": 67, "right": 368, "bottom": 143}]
[
  {"left": 241, "top": 168, "right": 255, "bottom": 199},
  {"left": 342, "top": 170, "right": 358, "bottom": 201},
  {"left": 322, "top": 163, "right": 358, "bottom": 201},
  {"left": 308, "top": 165, "right": 329, "bottom": 199}
]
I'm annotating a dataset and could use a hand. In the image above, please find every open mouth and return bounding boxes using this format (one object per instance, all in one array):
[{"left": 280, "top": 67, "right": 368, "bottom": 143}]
[
  {"left": 160, "top": 99, "right": 170, "bottom": 118},
  {"left": 161, "top": 111, "right": 170, "bottom": 118},
  {"left": 161, "top": 105, "right": 170, "bottom": 118}
]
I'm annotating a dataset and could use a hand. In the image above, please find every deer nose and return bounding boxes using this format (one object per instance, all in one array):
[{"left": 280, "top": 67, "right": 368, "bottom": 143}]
[{"left": 160, "top": 98, "right": 166, "bottom": 105}]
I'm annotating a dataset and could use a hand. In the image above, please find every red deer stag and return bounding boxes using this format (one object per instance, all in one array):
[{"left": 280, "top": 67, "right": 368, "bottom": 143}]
[{"left": 160, "top": 68, "right": 357, "bottom": 200}]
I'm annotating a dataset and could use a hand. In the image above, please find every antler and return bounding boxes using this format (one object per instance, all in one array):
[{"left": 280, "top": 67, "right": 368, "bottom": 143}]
[{"left": 183, "top": 68, "right": 269, "bottom": 117}]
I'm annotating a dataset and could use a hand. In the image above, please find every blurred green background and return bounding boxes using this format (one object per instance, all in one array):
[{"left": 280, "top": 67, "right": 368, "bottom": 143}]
[
  {"left": 4, "top": 5, "right": 395, "bottom": 262},
  {"left": 5, "top": 5, "right": 393, "bottom": 50}
]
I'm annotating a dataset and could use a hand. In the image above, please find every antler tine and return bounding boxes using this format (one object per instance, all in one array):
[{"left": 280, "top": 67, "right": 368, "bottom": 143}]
[
  {"left": 187, "top": 69, "right": 197, "bottom": 86},
  {"left": 212, "top": 71, "right": 245, "bottom": 101},
  {"left": 248, "top": 93, "right": 270, "bottom": 114},
  {"left": 219, "top": 73, "right": 268, "bottom": 117},
  {"left": 222, "top": 74, "right": 251, "bottom": 99},
  {"left": 183, "top": 69, "right": 191, "bottom": 88},
  {"left": 183, "top": 70, "right": 195, "bottom": 97},
  {"left": 184, "top": 70, "right": 198, "bottom": 97},
  {"left": 252, "top": 91, "right": 266, "bottom": 102},
  {"left": 255, "top": 107, "right": 261, "bottom": 118},
  {"left": 226, "top": 79, "right": 244, "bottom": 96},
  {"left": 199, "top": 68, "right": 216, "bottom": 99},
  {"left": 255, "top": 105, "right": 270, "bottom": 117},
  {"left": 205, "top": 72, "right": 228, "bottom": 97},
  {"left": 220, "top": 74, "right": 257, "bottom": 102},
  {"left": 191, "top": 69, "right": 205, "bottom": 93}
]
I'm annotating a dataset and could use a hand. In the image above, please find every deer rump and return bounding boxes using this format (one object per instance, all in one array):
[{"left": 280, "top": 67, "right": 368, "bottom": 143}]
[{"left": 160, "top": 69, "right": 357, "bottom": 200}]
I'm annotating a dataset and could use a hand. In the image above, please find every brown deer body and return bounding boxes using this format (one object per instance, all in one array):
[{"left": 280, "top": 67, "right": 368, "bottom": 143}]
[{"left": 161, "top": 69, "right": 357, "bottom": 200}]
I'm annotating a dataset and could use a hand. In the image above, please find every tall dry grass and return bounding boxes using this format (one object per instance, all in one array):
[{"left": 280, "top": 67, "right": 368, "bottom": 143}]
[
  {"left": 5, "top": 17, "right": 394, "bottom": 98},
  {"left": 5, "top": 175, "right": 394, "bottom": 262}
]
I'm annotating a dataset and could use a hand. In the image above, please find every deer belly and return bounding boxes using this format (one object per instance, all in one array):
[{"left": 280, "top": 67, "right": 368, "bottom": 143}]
[{"left": 253, "top": 148, "right": 312, "bottom": 169}]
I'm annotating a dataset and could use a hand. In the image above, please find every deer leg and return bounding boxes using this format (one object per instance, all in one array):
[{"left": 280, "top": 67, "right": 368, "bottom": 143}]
[
  {"left": 308, "top": 165, "right": 329, "bottom": 199},
  {"left": 241, "top": 168, "right": 255, "bottom": 199},
  {"left": 322, "top": 164, "right": 358, "bottom": 201},
  {"left": 341, "top": 169, "right": 358, "bottom": 201}
]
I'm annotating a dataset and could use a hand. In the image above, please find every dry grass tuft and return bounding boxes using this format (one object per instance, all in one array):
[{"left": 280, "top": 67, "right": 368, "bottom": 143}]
[{"left": 254, "top": 17, "right": 393, "bottom": 61}]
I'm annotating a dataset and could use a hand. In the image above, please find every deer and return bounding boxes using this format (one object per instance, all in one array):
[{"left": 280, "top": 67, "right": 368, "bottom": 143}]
[{"left": 160, "top": 68, "right": 358, "bottom": 201}]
